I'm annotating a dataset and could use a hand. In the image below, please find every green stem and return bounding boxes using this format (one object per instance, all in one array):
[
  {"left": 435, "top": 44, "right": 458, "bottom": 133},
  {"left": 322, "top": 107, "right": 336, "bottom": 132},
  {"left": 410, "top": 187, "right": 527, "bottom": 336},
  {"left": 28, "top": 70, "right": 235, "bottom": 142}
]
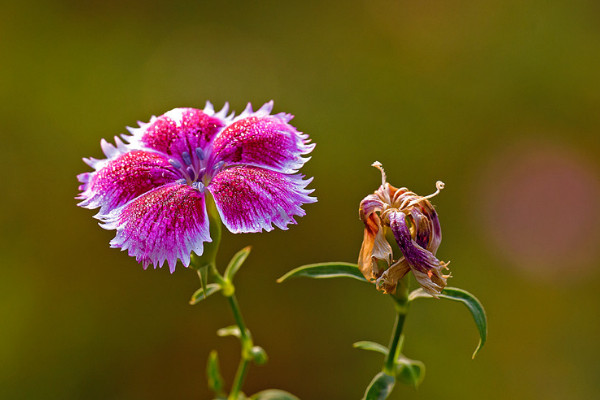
[
  {"left": 227, "top": 294, "right": 250, "bottom": 343},
  {"left": 226, "top": 292, "right": 253, "bottom": 400},
  {"left": 383, "top": 278, "right": 409, "bottom": 376},
  {"left": 229, "top": 351, "right": 250, "bottom": 400},
  {"left": 383, "top": 310, "right": 406, "bottom": 374}
]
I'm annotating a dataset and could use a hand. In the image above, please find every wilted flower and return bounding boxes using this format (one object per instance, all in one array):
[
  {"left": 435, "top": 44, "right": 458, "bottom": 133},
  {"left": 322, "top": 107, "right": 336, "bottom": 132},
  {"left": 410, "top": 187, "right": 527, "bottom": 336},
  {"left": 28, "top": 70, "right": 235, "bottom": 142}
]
[
  {"left": 358, "top": 162, "right": 449, "bottom": 296},
  {"left": 77, "top": 101, "right": 315, "bottom": 271}
]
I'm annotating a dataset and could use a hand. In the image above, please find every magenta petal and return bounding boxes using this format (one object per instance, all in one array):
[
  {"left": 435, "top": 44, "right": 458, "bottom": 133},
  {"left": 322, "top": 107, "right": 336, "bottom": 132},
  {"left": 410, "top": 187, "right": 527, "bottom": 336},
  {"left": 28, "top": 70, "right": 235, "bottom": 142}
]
[
  {"left": 211, "top": 112, "right": 314, "bottom": 174},
  {"left": 100, "top": 183, "right": 210, "bottom": 272},
  {"left": 208, "top": 166, "right": 316, "bottom": 233},
  {"left": 77, "top": 150, "right": 179, "bottom": 215},
  {"left": 126, "top": 108, "right": 226, "bottom": 160}
]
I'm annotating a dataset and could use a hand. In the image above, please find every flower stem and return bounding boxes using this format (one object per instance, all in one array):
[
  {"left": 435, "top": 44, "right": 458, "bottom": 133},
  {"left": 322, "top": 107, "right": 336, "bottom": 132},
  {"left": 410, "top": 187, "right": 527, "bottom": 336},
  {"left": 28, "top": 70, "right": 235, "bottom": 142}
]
[
  {"left": 229, "top": 346, "right": 250, "bottom": 400},
  {"left": 383, "top": 309, "right": 406, "bottom": 374},
  {"left": 225, "top": 292, "right": 253, "bottom": 400},
  {"left": 192, "top": 245, "right": 255, "bottom": 399},
  {"left": 383, "top": 279, "right": 409, "bottom": 376},
  {"left": 207, "top": 262, "right": 253, "bottom": 400},
  {"left": 226, "top": 294, "right": 250, "bottom": 343}
]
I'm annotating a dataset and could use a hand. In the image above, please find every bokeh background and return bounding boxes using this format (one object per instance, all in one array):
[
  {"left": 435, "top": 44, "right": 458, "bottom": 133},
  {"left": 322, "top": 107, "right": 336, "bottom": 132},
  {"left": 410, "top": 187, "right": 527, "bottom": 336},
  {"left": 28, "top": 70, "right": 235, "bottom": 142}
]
[{"left": 2, "top": 0, "right": 600, "bottom": 399}]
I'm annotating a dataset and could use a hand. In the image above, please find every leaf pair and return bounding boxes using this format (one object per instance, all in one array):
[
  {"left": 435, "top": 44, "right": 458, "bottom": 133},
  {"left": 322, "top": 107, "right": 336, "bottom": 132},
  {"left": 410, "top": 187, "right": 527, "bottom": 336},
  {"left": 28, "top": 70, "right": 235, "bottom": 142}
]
[
  {"left": 354, "top": 341, "right": 425, "bottom": 390},
  {"left": 279, "top": 262, "right": 487, "bottom": 358},
  {"left": 190, "top": 246, "right": 252, "bottom": 305}
]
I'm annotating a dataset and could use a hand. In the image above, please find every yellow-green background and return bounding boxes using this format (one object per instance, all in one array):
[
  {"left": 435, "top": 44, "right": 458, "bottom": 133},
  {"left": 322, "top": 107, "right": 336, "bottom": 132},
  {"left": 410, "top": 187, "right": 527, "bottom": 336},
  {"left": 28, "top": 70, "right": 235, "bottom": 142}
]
[{"left": 2, "top": 0, "right": 599, "bottom": 399}]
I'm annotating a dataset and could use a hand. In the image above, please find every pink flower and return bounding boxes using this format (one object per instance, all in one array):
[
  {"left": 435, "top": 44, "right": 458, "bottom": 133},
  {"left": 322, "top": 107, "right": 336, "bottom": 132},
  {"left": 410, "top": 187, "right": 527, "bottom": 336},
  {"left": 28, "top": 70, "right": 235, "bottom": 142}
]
[{"left": 77, "top": 102, "right": 316, "bottom": 272}]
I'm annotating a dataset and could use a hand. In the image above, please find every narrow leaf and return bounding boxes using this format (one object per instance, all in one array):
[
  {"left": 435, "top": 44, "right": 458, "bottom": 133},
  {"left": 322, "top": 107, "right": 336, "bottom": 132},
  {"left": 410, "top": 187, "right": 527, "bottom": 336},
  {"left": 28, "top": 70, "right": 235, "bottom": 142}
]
[
  {"left": 199, "top": 265, "right": 209, "bottom": 298},
  {"left": 225, "top": 246, "right": 252, "bottom": 281},
  {"left": 189, "top": 283, "right": 221, "bottom": 305},
  {"left": 277, "top": 262, "right": 368, "bottom": 283},
  {"left": 363, "top": 372, "right": 395, "bottom": 400},
  {"left": 396, "top": 356, "right": 425, "bottom": 388},
  {"left": 216, "top": 325, "right": 242, "bottom": 338},
  {"left": 409, "top": 286, "right": 487, "bottom": 358},
  {"left": 206, "top": 350, "right": 225, "bottom": 396},
  {"left": 353, "top": 341, "right": 389, "bottom": 356},
  {"left": 249, "top": 389, "right": 300, "bottom": 400}
]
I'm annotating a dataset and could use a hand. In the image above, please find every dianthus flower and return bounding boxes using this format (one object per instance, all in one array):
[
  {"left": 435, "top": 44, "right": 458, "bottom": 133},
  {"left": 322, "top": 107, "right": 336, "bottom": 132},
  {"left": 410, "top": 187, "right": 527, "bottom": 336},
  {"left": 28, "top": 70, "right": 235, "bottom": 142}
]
[
  {"left": 358, "top": 162, "right": 449, "bottom": 296},
  {"left": 77, "top": 101, "right": 315, "bottom": 271}
]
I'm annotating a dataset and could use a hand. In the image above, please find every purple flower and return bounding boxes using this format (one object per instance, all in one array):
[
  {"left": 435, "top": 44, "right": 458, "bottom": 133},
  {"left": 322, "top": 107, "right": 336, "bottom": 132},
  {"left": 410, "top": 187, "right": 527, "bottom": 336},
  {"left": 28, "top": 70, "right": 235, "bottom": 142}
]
[
  {"left": 77, "top": 102, "right": 316, "bottom": 272},
  {"left": 358, "top": 162, "right": 449, "bottom": 296}
]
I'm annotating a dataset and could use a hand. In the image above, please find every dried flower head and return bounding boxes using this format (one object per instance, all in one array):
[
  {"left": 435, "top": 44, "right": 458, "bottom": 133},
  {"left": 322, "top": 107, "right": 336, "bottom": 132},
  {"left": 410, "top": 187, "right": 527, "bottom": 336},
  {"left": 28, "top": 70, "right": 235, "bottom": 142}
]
[
  {"left": 358, "top": 162, "right": 450, "bottom": 296},
  {"left": 77, "top": 101, "right": 315, "bottom": 272}
]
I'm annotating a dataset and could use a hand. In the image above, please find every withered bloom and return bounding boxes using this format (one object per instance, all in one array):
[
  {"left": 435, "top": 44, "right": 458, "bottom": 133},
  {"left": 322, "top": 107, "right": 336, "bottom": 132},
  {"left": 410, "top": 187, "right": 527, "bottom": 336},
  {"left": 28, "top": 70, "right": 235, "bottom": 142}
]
[{"left": 358, "top": 162, "right": 450, "bottom": 296}]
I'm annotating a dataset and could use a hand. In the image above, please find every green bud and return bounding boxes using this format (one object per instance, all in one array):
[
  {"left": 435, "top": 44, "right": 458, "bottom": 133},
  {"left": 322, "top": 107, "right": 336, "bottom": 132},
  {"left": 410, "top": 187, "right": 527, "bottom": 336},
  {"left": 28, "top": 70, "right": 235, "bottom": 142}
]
[{"left": 250, "top": 346, "right": 268, "bottom": 365}]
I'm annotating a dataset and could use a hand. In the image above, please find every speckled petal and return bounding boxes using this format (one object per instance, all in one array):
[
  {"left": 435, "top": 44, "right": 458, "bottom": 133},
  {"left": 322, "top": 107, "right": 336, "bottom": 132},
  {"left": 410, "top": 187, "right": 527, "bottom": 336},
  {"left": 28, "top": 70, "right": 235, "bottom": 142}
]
[
  {"left": 210, "top": 102, "right": 314, "bottom": 174},
  {"left": 77, "top": 150, "right": 179, "bottom": 215},
  {"left": 389, "top": 211, "right": 448, "bottom": 296},
  {"left": 125, "top": 107, "right": 227, "bottom": 162},
  {"left": 208, "top": 166, "right": 316, "bottom": 233},
  {"left": 99, "top": 183, "right": 210, "bottom": 272}
]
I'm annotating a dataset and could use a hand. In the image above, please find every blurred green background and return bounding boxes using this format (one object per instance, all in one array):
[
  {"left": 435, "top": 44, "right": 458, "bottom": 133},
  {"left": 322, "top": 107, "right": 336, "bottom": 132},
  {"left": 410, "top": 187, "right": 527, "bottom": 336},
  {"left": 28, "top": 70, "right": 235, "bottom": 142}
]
[{"left": 2, "top": 0, "right": 600, "bottom": 399}]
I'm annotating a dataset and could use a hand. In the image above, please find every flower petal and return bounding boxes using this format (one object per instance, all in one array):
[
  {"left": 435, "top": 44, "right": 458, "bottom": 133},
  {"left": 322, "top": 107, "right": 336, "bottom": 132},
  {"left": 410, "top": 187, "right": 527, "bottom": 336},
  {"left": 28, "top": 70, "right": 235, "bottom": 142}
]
[
  {"left": 409, "top": 207, "right": 442, "bottom": 254},
  {"left": 389, "top": 211, "right": 449, "bottom": 296},
  {"left": 80, "top": 136, "right": 129, "bottom": 170},
  {"left": 211, "top": 102, "right": 314, "bottom": 174},
  {"left": 208, "top": 166, "right": 315, "bottom": 233},
  {"left": 358, "top": 193, "right": 392, "bottom": 281},
  {"left": 77, "top": 150, "right": 179, "bottom": 215},
  {"left": 99, "top": 183, "right": 210, "bottom": 272},
  {"left": 377, "top": 259, "right": 411, "bottom": 294},
  {"left": 125, "top": 107, "right": 226, "bottom": 161}
]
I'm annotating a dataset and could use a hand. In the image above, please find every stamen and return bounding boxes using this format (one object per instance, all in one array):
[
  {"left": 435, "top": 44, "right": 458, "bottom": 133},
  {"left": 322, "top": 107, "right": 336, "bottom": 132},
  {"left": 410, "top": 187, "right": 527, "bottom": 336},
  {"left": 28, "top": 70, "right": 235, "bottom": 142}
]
[
  {"left": 169, "top": 158, "right": 182, "bottom": 169},
  {"left": 195, "top": 147, "right": 205, "bottom": 161},
  {"left": 213, "top": 161, "right": 225, "bottom": 171},
  {"left": 422, "top": 180, "right": 445, "bottom": 200},
  {"left": 182, "top": 151, "right": 192, "bottom": 166},
  {"left": 192, "top": 181, "right": 205, "bottom": 192},
  {"left": 407, "top": 181, "right": 445, "bottom": 207},
  {"left": 371, "top": 161, "right": 387, "bottom": 186},
  {"left": 186, "top": 166, "right": 195, "bottom": 180}
]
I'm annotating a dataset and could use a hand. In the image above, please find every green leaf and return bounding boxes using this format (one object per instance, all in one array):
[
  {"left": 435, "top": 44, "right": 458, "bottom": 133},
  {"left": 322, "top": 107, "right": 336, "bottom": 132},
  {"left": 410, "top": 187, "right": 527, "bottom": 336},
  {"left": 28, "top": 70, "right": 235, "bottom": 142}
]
[
  {"left": 206, "top": 350, "right": 225, "bottom": 396},
  {"left": 277, "top": 262, "right": 368, "bottom": 283},
  {"left": 353, "top": 341, "right": 389, "bottom": 356},
  {"left": 363, "top": 372, "right": 395, "bottom": 400},
  {"left": 249, "top": 389, "right": 300, "bottom": 400},
  {"left": 216, "top": 325, "right": 241, "bottom": 338},
  {"left": 409, "top": 286, "right": 487, "bottom": 358},
  {"left": 199, "top": 264, "right": 209, "bottom": 295},
  {"left": 189, "top": 283, "right": 221, "bottom": 305},
  {"left": 225, "top": 246, "right": 252, "bottom": 282},
  {"left": 396, "top": 356, "right": 425, "bottom": 388}
]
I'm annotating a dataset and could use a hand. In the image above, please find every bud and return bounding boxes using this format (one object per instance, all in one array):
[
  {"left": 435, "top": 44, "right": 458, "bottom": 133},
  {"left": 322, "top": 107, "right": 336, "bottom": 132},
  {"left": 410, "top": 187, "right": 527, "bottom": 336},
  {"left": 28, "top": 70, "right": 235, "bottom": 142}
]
[{"left": 250, "top": 346, "right": 268, "bottom": 365}]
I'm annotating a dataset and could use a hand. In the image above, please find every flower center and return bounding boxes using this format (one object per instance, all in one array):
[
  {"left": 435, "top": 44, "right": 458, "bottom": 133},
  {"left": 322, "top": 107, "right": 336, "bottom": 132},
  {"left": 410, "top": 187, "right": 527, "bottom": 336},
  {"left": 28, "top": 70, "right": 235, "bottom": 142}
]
[{"left": 169, "top": 147, "right": 224, "bottom": 191}]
